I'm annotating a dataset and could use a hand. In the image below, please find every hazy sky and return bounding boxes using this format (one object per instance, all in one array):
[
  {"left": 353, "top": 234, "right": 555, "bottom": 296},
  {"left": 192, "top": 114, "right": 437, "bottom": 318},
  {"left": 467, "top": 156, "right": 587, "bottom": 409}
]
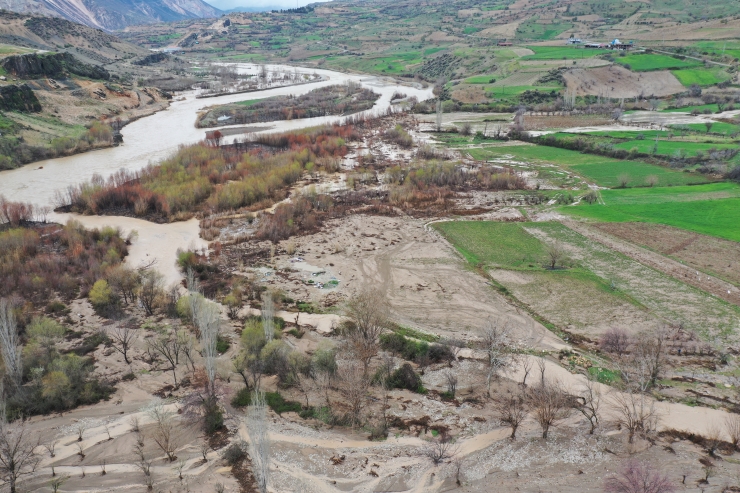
[{"left": 203, "top": 0, "right": 327, "bottom": 9}]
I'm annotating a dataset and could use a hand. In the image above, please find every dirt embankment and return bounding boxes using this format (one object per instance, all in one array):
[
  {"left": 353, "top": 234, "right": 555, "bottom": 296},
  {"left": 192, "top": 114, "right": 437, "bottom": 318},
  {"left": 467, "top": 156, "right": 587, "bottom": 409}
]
[{"left": 563, "top": 65, "right": 686, "bottom": 98}]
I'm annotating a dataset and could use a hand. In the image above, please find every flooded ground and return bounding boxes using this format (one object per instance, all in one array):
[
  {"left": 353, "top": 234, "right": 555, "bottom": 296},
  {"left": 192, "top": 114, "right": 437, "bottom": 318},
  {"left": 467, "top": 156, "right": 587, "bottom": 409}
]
[{"left": 0, "top": 64, "right": 432, "bottom": 279}]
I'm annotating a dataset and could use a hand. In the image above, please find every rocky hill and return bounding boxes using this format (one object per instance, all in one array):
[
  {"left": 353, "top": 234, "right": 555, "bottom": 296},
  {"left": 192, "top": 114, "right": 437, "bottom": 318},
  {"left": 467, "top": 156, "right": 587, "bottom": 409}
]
[
  {"left": 1, "top": 0, "right": 221, "bottom": 31},
  {"left": 2, "top": 52, "right": 109, "bottom": 80},
  {"left": 0, "top": 11, "right": 146, "bottom": 65}
]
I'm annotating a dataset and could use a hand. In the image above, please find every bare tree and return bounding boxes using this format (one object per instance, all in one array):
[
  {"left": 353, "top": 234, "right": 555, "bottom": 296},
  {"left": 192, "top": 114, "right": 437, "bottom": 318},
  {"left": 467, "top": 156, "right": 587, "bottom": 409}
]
[
  {"left": 133, "top": 434, "right": 154, "bottom": 490},
  {"left": 572, "top": 375, "right": 601, "bottom": 435},
  {"left": 537, "top": 358, "right": 546, "bottom": 387},
  {"left": 520, "top": 357, "right": 533, "bottom": 386},
  {"left": 604, "top": 459, "right": 676, "bottom": 493},
  {"left": 444, "top": 369, "right": 458, "bottom": 398},
  {"left": 247, "top": 391, "right": 270, "bottom": 493},
  {"left": 493, "top": 391, "right": 528, "bottom": 439},
  {"left": 0, "top": 298, "right": 22, "bottom": 388},
  {"left": 139, "top": 270, "right": 165, "bottom": 316},
  {"left": 49, "top": 475, "right": 69, "bottom": 493},
  {"left": 610, "top": 390, "right": 659, "bottom": 444},
  {"left": 527, "top": 380, "right": 571, "bottom": 439},
  {"left": 0, "top": 415, "right": 41, "bottom": 493},
  {"left": 420, "top": 433, "right": 459, "bottom": 465},
  {"left": 725, "top": 414, "right": 740, "bottom": 450},
  {"left": 343, "top": 290, "right": 389, "bottom": 376},
  {"left": 618, "top": 330, "right": 667, "bottom": 393},
  {"left": 481, "top": 319, "right": 512, "bottom": 396},
  {"left": 704, "top": 422, "right": 723, "bottom": 456},
  {"left": 42, "top": 436, "right": 58, "bottom": 458},
  {"left": 147, "top": 331, "right": 182, "bottom": 386},
  {"left": 147, "top": 401, "right": 179, "bottom": 462},
  {"left": 600, "top": 327, "right": 631, "bottom": 357},
  {"left": 108, "top": 326, "right": 138, "bottom": 365},
  {"left": 544, "top": 241, "right": 567, "bottom": 270},
  {"left": 336, "top": 360, "right": 370, "bottom": 428}
]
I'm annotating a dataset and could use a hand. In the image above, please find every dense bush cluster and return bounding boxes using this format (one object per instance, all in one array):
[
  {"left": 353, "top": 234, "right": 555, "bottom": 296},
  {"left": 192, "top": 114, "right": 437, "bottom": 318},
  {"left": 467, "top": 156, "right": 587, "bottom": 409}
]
[
  {"left": 198, "top": 82, "right": 379, "bottom": 127},
  {"left": 0, "top": 220, "right": 129, "bottom": 304},
  {"left": 60, "top": 125, "right": 357, "bottom": 218}
]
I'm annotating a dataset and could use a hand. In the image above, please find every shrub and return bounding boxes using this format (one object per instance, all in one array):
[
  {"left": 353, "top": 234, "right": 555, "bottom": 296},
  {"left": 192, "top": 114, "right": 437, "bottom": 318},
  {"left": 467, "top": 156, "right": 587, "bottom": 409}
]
[
  {"left": 88, "top": 279, "right": 118, "bottom": 317},
  {"left": 380, "top": 333, "right": 429, "bottom": 362},
  {"left": 216, "top": 335, "right": 230, "bottom": 353},
  {"left": 388, "top": 363, "right": 424, "bottom": 392},
  {"left": 231, "top": 387, "right": 251, "bottom": 407},
  {"left": 222, "top": 442, "right": 247, "bottom": 466},
  {"left": 264, "top": 392, "right": 302, "bottom": 415}
]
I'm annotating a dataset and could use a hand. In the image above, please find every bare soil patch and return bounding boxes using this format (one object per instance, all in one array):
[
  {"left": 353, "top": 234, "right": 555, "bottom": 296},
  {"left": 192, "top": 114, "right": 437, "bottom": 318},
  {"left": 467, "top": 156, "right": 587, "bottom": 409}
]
[
  {"left": 563, "top": 65, "right": 685, "bottom": 98},
  {"left": 592, "top": 222, "right": 740, "bottom": 288}
]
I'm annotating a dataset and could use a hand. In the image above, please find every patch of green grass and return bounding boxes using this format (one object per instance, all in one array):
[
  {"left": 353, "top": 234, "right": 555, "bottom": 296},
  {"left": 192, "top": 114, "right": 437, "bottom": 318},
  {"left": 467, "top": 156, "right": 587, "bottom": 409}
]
[
  {"left": 679, "top": 122, "right": 740, "bottom": 136},
  {"left": 671, "top": 67, "right": 731, "bottom": 87},
  {"left": 465, "top": 74, "right": 498, "bottom": 84},
  {"left": 516, "top": 18, "right": 573, "bottom": 40},
  {"left": 468, "top": 145, "right": 707, "bottom": 188},
  {"left": 612, "top": 139, "right": 736, "bottom": 158},
  {"left": 588, "top": 366, "right": 620, "bottom": 384},
  {"left": 484, "top": 85, "right": 561, "bottom": 97},
  {"left": 615, "top": 53, "right": 700, "bottom": 71},
  {"left": 663, "top": 103, "right": 720, "bottom": 113},
  {"left": 265, "top": 392, "right": 302, "bottom": 415},
  {"left": 562, "top": 184, "right": 740, "bottom": 241},
  {"left": 235, "top": 99, "right": 264, "bottom": 107},
  {"left": 433, "top": 221, "right": 545, "bottom": 269},
  {"left": 521, "top": 46, "right": 609, "bottom": 60},
  {"left": 390, "top": 324, "right": 440, "bottom": 342}
]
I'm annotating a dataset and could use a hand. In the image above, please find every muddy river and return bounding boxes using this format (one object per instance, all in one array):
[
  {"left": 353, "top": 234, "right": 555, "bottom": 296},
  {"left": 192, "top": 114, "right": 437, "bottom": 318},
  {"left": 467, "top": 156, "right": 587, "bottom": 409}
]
[{"left": 0, "top": 64, "right": 434, "bottom": 283}]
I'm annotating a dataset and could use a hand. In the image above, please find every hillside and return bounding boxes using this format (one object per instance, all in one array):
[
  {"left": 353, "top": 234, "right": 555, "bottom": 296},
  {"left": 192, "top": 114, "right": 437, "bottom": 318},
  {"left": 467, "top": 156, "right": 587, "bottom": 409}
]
[{"left": 2, "top": 0, "right": 221, "bottom": 31}]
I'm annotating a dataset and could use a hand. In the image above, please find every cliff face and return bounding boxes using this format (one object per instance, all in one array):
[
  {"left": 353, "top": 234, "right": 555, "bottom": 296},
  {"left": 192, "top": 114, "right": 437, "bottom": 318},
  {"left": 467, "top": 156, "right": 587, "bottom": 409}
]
[
  {"left": 1, "top": 52, "right": 110, "bottom": 80},
  {"left": 0, "top": 85, "right": 42, "bottom": 112}
]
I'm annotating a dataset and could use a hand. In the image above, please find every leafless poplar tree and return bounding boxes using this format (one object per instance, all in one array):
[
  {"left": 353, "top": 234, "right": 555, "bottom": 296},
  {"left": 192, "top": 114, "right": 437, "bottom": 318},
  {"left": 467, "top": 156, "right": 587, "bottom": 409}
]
[
  {"left": 108, "top": 326, "right": 138, "bottom": 365},
  {"left": 261, "top": 292, "right": 275, "bottom": 342},
  {"left": 481, "top": 319, "right": 512, "bottom": 396},
  {"left": 0, "top": 299, "right": 22, "bottom": 388},
  {"left": 247, "top": 391, "right": 270, "bottom": 493},
  {"left": 196, "top": 299, "right": 221, "bottom": 396},
  {"left": 0, "top": 413, "right": 41, "bottom": 493}
]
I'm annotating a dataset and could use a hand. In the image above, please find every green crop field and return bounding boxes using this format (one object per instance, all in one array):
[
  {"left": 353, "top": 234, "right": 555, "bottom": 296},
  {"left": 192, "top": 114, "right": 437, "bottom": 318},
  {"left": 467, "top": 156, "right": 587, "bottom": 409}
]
[
  {"left": 484, "top": 85, "right": 561, "bottom": 97},
  {"left": 584, "top": 130, "right": 672, "bottom": 139},
  {"left": 521, "top": 46, "right": 609, "bottom": 60},
  {"left": 468, "top": 145, "right": 709, "bottom": 188},
  {"left": 671, "top": 68, "right": 731, "bottom": 86},
  {"left": 516, "top": 17, "right": 573, "bottom": 40},
  {"left": 679, "top": 122, "right": 740, "bottom": 136},
  {"left": 612, "top": 139, "right": 737, "bottom": 158},
  {"left": 465, "top": 74, "right": 498, "bottom": 84},
  {"left": 432, "top": 221, "right": 545, "bottom": 268},
  {"left": 664, "top": 104, "right": 721, "bottom": 113},
  {"left": 561, "top": 183, "right": 740, "bottom": 241},
  {"left": 615, "top": 53, "right": 701, "bottom": 71}
]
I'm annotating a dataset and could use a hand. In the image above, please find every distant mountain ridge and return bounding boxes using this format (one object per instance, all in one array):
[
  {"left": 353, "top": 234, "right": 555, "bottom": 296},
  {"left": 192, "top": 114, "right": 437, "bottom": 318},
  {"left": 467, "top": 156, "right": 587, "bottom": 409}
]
[{"left": 0, "top": 0, "right": 222, "bottom": 30}]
